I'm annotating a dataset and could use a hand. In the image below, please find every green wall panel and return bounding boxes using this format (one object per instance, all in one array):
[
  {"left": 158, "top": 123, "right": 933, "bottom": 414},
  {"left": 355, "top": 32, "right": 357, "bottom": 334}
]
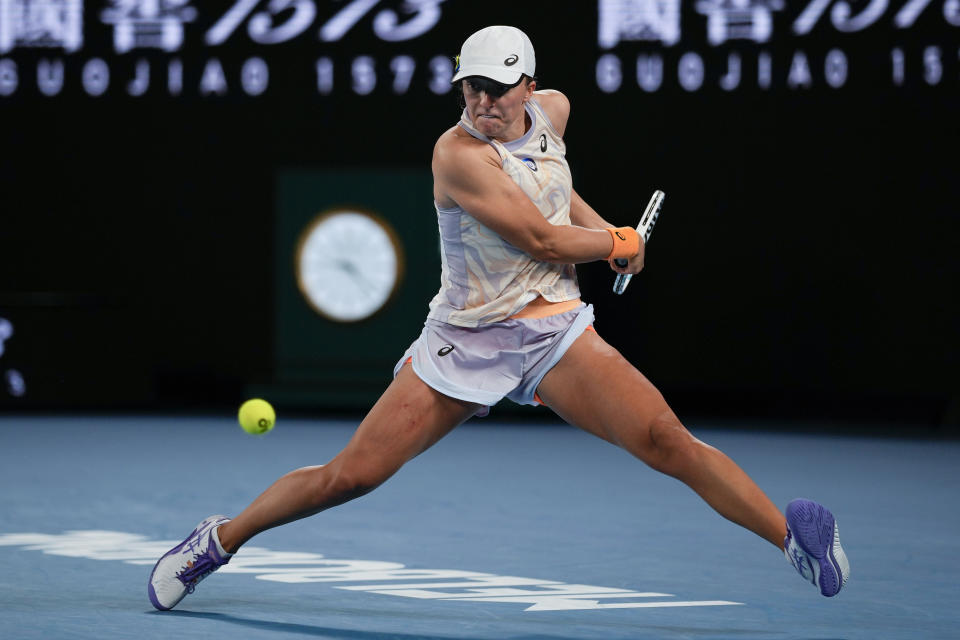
[{"left": 273, "top": 168, "right": 439, "bottom": 408}]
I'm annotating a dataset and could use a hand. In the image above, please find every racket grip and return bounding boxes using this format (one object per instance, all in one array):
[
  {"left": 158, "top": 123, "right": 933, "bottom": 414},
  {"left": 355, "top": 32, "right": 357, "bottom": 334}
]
[
  {"left": 614, "top": 258, "right": 628, "bottom": 267},
  {"left": 613, "top": 272, "right": 633, "bottom": 295}
]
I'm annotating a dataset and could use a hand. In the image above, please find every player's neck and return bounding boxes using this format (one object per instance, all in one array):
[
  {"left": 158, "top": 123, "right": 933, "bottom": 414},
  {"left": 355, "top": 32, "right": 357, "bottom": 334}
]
[{"left": 492, "top": 110, "right": 531, "bottom": 143}]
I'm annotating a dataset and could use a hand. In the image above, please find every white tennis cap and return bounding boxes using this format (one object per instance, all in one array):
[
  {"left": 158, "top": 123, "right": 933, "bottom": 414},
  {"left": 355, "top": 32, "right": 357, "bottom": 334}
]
[{"left": 451, "top": 26, "right": 536, "bottom": 85}]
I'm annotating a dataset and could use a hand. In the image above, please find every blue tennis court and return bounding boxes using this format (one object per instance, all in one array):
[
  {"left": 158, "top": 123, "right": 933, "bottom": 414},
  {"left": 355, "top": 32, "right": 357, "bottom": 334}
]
[{"left": 1, "top": 415, "right": 956, "bottom": 639}]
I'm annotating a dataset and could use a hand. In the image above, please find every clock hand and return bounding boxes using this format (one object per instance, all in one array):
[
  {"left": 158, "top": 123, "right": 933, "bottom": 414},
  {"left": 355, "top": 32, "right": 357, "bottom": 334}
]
[{"left": 335, "top": 259, "right": 376, "bottom": 296}]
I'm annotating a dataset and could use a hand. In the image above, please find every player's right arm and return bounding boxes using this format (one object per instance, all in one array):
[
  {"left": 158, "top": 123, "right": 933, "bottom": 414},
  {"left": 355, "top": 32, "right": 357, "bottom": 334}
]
[{"left": 432, "top": 131, "right": 628, "bottom": 264}]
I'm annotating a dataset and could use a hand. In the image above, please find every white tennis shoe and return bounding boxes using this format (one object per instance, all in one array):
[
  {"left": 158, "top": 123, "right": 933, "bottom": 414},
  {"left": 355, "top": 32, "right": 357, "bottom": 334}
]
[
  {"left": 784, "top": 499, "right": 850, "bottom": 597},
  {"left": 148, "top": 515, "right": 233, "bottom": 610}
]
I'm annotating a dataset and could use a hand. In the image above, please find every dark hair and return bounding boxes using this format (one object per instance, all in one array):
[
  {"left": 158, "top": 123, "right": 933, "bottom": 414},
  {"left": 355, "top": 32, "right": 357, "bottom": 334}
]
[
  {"left": 464, "top": 75, "right": 524, "bottom": 98},
  {"left": 454, "top": 74, "right": 536, "bottom": 110}
]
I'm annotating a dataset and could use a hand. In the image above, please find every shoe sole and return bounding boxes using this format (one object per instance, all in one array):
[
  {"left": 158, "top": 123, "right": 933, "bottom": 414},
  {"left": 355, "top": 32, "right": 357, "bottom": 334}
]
[{"left": 786, "top": 499, "right": 849, "bottom": 597}]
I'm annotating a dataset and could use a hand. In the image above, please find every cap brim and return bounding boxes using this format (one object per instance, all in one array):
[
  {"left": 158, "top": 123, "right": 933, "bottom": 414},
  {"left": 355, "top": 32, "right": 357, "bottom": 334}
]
[{"left": 451, "top": 64, "right": 524, "bottom": 85}]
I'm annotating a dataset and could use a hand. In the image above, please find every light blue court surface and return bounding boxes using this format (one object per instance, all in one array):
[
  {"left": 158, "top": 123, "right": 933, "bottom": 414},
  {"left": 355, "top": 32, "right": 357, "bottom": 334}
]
[{"left": 1, "top": 415, "right": 957, "bottom": 640}]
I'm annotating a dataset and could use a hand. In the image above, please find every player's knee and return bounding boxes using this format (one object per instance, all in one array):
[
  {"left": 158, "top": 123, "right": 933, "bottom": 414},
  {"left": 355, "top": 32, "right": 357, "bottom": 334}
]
[
  {"left": 645, "top": 414, "right": 699, "bottom": 478},
  {"left": 313, "top": 463, "right": 384, "bottom": 506},
  {"left": 336, "top": 466, "right": 385, "bottom": 500}
]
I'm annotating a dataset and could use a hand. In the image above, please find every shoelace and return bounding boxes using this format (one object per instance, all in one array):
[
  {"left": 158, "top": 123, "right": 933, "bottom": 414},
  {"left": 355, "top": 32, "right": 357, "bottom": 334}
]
[{"left": 176, "top": 551, "right": 221, "bottom": 593}]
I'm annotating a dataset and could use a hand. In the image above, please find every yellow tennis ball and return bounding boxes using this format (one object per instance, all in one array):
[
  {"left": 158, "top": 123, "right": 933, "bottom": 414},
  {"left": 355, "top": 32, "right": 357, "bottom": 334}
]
[{"left": 238, "top": 398, "right": 276, "bottom": 435}]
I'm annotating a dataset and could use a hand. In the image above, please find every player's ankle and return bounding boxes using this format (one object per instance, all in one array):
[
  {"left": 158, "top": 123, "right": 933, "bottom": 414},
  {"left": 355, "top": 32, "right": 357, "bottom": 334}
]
[{"left": 213, "top": 524, "right": 238, "bottom": 555}]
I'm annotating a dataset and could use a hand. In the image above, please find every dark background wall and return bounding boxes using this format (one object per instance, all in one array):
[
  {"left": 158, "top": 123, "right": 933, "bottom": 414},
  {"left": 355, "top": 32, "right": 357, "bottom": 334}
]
[{"left": 1, "top": 1, "right": 957, "bottom": 431}]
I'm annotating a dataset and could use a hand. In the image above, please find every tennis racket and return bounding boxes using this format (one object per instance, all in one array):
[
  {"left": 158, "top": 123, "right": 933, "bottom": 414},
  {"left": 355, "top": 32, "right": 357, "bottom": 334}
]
[{"left": 613, "top": 189, "right": 665, "bottom": 295}]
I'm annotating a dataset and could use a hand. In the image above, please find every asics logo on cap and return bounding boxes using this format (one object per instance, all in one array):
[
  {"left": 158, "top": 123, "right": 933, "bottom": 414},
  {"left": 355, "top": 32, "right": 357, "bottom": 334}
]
[{"left": 504, "top": 54, "right": 518, "bottom": 66}]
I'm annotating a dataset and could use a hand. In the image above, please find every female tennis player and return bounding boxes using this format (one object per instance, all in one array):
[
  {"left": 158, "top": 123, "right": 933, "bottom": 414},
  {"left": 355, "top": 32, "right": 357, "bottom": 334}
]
[{"left": 148, "top": 26, "right": 849, "bottom": 611}]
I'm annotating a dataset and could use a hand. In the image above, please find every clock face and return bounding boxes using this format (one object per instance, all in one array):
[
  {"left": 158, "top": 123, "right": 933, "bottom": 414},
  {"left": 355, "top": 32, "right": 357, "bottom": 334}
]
[{"left": 295, "top": 210, "right": 404, "bottom": 322}]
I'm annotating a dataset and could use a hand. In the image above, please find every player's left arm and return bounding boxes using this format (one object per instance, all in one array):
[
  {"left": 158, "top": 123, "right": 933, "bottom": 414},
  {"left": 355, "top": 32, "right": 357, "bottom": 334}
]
[
  {"left": 537, "top": 89, "right": 643, "bottom": 275},
  {"left": 569, "top": 190, "right": 614, "bottom": 230},
  {"left": 571, "top": 190, "right": 644, "bottom": 275}
]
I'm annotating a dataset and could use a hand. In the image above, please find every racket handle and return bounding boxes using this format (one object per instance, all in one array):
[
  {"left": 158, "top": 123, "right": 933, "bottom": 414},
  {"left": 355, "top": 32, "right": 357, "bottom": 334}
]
[
  {"left": 613, "top": 272, "right": 633, "bottom": 295},
  {"left": 613, "top": 189, "right": 664, "bottom": 296}
]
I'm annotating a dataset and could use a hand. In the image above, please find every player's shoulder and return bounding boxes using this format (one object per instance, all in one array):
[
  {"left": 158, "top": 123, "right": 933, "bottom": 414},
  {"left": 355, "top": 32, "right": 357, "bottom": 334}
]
[
  {"left": 533, "top": 89, "right": 571, "bottom": 137},
  {"left": 433, "top": 125, "right": 498, "bottom": 177},
  {"left": 534, "top": 88, "right": 569, "bottom": 108},
  {"left": 434, "top": 125, "right": 495, "bottom": 159}
]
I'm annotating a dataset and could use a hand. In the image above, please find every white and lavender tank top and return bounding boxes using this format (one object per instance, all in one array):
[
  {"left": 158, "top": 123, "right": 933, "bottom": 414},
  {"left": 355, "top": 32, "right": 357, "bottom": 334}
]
[{"left": 427, "top": 96, "right": 581, "bottom": 327}]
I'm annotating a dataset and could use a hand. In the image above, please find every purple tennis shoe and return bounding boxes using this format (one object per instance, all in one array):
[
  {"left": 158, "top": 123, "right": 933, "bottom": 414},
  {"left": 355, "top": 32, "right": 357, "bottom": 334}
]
[
  {"left": 148, "top": 515, "right": 233, "bottom": 610},
  {"left": 784, "top": 498, "right": 850, "bottom": 597}
]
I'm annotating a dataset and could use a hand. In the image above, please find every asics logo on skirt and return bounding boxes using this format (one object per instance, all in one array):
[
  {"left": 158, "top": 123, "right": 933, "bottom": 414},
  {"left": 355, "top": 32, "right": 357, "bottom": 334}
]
[{"left": 437, "top": 345, "right": 455, "bottom": 356}]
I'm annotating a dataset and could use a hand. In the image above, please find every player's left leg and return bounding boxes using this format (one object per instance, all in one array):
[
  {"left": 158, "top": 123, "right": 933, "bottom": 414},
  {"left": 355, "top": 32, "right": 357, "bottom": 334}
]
[
  {"left": 536, "top": 328, "right": 787, "bottom": 548},
  {"left": 536, "top": 329, "right": 850, "bottom": 596}
]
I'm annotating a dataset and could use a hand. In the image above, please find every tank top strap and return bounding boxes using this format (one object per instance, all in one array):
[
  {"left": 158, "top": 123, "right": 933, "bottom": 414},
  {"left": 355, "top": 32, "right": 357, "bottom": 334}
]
[
  {"left": 457, "top": 109, "right": 488, "bottom": 141},
  {"left": 458, "top": 110, "right": 504, "bottom": 159},
  {"left": 457, "top": 104, "right": 539, "bottom": 158},
  {"left": 526, "top": 97, "right": 561, "bottom": 139}
]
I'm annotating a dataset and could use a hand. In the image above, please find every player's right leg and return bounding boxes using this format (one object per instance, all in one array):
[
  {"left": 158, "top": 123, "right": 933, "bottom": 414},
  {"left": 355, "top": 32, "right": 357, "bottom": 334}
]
[
  {"left": 148, "top": 364, "right": 479, "bottom": 610},
  {"left": 218, "top": 364, "right": 479, "bottom": 551}
]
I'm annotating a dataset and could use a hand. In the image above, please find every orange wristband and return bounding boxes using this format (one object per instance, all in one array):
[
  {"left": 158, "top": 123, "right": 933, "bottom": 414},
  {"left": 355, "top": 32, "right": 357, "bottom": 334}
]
[{"left": 605, "top": 227, "right": 640, "bottom": 260}]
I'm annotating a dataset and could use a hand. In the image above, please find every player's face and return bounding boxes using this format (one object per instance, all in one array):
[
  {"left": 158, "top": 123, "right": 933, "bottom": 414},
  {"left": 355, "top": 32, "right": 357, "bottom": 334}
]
[{"left": 463, "top": 78, "right": 535, "bottom": 141}]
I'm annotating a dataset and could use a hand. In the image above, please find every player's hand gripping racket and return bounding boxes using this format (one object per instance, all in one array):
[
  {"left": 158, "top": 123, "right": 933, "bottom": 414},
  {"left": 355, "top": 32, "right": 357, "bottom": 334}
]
[{"left": 613, "top": 190, "right": 665, "bottom": 295}]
